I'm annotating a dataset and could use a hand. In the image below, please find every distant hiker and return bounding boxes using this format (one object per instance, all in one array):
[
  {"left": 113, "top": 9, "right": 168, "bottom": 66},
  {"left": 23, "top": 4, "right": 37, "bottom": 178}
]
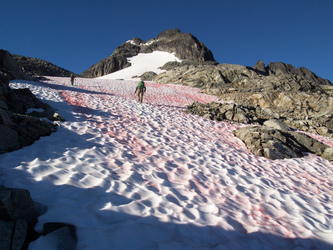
[
  {"left": 134, "top": 80, "right": 146, "bottom": 103},
  {"left": 70, "top": 73, "right": 75, "bottom": 85}
]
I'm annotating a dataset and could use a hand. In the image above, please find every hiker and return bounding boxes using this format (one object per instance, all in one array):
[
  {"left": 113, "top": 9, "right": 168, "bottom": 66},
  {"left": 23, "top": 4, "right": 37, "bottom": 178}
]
[
  {"left": 70, "top": 73, "right": 75, "bottom": 86},
  {"left": 134, "top": 80, "right": 146, "bottom": 103}
]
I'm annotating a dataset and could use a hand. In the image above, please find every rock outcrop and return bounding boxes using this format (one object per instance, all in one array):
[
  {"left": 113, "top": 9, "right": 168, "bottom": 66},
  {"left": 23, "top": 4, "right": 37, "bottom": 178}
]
[
  {"left": 81, "top": 28, "right": 217, "bottom": 78},
  {"left": 0, "top": 186, "right": 40, "bottom": 249},
  {"left": 185, "top": 101, "right": 333, "bottom": 139},
  {"left": 233, "top": 126, "right": 333, "bottom": 161},
  {"left": 0, "top": 50, "right": 62, "bottom": 154},
  {"left": 0, "top": 186, "right": 77, "bottom": 249},
  {"left": 186, "top": 101, "right": 333, "bottom": 161},
  {"left": 186, "top": 101, "right": 260, "bottom": 124},
  {"left": 0, "top": 50, "right": 30, "bottom": 81},
  {"left": 140, "top": 71, "right": 157, "bottom": 81},
  {"left": 154, "top": 62, "right": 331, "bottom": 94},
  {"left": 13, "top": 54, "right": 77, "bottom": 80}
]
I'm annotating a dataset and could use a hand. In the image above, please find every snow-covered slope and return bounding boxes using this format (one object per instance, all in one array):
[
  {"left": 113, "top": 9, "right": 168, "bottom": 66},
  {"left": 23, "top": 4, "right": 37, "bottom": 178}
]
[
  {"left": 2, "top": 77, "right": 332, "bottom": 249},
  {"left": 98, "top": 51, "right": 181, "bottom": 80}
]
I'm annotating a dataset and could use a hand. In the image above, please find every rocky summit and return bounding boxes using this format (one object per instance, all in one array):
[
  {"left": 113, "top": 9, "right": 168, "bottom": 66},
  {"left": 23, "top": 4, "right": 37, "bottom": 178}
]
[{"left": 81, "top": 28, "right": 216, "bottom": 78}]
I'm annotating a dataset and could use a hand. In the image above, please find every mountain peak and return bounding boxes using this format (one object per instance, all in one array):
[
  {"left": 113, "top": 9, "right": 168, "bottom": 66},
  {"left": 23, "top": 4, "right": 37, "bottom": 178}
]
[
  {"left": 156, "top": 28, "right": 181, "bottom": 39},
  {"left": 81, "top": 29, "right": 216, "bottom": 78}
]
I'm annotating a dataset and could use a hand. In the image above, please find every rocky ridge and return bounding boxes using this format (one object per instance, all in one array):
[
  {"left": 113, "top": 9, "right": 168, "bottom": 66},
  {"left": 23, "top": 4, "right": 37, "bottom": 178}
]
[
  {"left": 13, "top": 54, "right": 77, "bottom": 80},
  {"left": 154, "top": 61, "right": 331, "bottom": 94},
  {"left": 81, "top": 28, "right": 216, "bottom": 78}
]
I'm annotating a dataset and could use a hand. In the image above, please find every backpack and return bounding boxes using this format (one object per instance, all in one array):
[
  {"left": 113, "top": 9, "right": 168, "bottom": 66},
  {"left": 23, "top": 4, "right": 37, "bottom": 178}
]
[{"left": 138, "top": 81, "right": 145, "bottom": 89}]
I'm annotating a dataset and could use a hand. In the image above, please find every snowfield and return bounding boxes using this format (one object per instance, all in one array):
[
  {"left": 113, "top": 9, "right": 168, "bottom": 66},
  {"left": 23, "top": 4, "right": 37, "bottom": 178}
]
[{"left": 1, "top": 76, "right": 333, "bottom": 249}]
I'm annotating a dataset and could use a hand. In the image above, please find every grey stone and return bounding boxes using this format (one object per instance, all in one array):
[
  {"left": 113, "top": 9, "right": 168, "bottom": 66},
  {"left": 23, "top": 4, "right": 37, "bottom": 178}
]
[
  {"left": 264, "top": 119, "right": 290, "bottom": 131},
  {"left": 233, "top": 112, "right": 249, "bottom": 124},
  {"left": 264, "top": 148, "right": 287, "bottom": 160},
  {"left": 322, "top": 147, "right": 333, "bottom": 161},
  {"left": 140, "top": 71, "right": 157, "bottom": 81}
]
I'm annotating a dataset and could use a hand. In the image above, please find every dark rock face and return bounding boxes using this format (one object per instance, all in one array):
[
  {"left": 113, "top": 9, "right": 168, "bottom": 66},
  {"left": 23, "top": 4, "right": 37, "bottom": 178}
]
[
  {"left": 13, "top": 54, "right": 77, "bottom": 79},
  {"left": 0, "top": 187, "right": 77, "bottom": 249},
  {"left": 0, "top": 113, "right": 58, "bottom": 154},
  {"left": 0, "top": 186, "right": 40, "bottom": 249},
  {"left": 81, "top": 28, "right": 217, "bottom": 78},
  {"left": 0, "top": 50, "right": 63, "bottom": 154},
  {"left": 233, "top": 126, "right": 333, "bottom": 161},
  {"left": 0, "top": 80, "right": 60, "bottom": 154},
  {"left": 0, "top": 50, "right": 30, "bottom": 81}
]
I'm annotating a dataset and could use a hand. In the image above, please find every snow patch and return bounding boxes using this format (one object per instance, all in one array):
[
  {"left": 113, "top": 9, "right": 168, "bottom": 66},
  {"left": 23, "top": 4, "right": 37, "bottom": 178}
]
[
  {"left": 126, "top": 39, "right": 157, "bottom": 46},
  {"left": 98, "top": 51, "right": 181, "bottom": 80}
]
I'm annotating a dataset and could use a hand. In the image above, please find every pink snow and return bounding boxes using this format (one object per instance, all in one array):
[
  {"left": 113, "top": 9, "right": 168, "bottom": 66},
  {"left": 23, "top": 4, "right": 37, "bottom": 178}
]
[{"left": 3, "top": 77, "right": 333, "bottom": 249}]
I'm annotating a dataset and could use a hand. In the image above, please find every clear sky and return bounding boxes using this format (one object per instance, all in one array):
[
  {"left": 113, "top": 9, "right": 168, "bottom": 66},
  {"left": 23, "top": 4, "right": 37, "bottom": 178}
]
[{"left": 1, "top": 0, "right": 332, "bottom": 82}]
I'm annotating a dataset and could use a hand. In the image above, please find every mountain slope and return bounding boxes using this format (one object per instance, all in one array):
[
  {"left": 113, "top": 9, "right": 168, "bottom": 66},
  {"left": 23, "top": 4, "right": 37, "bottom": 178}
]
[{"left": 4, "top": 78, "right": 333, "bottom": 249}]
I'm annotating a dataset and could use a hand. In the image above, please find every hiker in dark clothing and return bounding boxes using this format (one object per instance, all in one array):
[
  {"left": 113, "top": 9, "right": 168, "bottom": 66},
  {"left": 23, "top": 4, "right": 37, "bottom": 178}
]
[
  {"left": 70, "top": 73, "right": 75, "bottom": 86},
  {"left": 134, "top": 80, "right": 146, "bottom": 103}
]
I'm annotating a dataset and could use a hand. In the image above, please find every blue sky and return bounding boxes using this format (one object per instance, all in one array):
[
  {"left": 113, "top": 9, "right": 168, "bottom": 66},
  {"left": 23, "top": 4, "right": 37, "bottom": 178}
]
[{"left": 1, "top": 0, "right": 332, "bottom": 82}]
